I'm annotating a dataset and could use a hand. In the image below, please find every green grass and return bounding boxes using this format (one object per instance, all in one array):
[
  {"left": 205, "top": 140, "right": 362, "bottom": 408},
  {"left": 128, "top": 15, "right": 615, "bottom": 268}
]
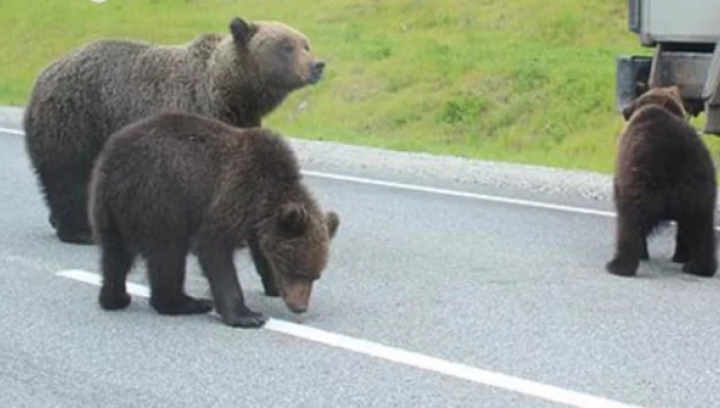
[{"left": 2, "top": 0, "right": 720, "bottom": 174}]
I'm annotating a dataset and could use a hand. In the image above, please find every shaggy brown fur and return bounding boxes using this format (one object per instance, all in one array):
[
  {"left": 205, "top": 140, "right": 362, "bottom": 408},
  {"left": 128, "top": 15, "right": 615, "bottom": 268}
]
[
  {"left": 89, "top": 112, "right": 340, "bottom": 328},
  {"left": 606, "top": 86, "right": 717, "bottom": 277},
  {"left": 24, "top": 17, "right": 324, "bottom": 244}
]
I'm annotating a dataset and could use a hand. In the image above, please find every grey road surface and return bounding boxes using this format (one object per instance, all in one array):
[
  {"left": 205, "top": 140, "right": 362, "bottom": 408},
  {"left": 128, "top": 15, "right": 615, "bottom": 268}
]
[{"left": 1, "top": 113, "right": 720, "bottom": 408}]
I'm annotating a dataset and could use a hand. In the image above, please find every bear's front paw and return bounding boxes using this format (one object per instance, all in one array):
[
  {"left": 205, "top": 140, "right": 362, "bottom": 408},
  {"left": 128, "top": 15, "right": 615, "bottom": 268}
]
[
  {"left": 682, "top": 262, "right": 717, "bottom": 277},
  {"left": 221, "top": 309, "right": 268, "bottom": 328},
  {"left": 150, "top": 295, "right": 214, "bottom": 315},
  {"left": 57, "top": 229, "right": 94, "bottom": 245},
  {"left": 99, "top": 286, "right": 131, "bottom": 310},
  {"left": 605, "top": 258, "right": 638, "bottom": 277}
]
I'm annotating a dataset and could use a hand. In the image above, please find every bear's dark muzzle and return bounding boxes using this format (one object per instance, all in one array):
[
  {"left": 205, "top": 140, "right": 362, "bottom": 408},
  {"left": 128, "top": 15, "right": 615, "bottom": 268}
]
[
  {"left": 309, "top": 61, "right": 325, "bottom": 84},
  {"left": 281, "top": 276, "right": 313, "bottom": 314}
]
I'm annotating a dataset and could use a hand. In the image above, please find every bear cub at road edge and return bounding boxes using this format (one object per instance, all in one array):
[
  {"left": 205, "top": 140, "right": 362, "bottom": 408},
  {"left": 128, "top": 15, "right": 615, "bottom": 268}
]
[
  {"left": 606, "top": 86, "right": 717, "bottom": 277},
  {"left": 89, "top": 112, "right": 340, "bottom": 328}
]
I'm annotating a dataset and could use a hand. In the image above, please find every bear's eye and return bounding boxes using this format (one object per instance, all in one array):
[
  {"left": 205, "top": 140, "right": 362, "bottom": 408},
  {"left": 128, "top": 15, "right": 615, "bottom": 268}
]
[{"left": 282, "top": 42, "right": 295, "bottom": 53}]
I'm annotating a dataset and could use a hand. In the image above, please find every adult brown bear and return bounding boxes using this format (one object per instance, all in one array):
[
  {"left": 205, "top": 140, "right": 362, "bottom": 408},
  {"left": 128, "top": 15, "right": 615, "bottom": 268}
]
[
  {"left": 89, "top": 111, "right": 340, "bottom": 328},
  {"left": 606, "top": 86, "right": 717, "bottom": 277},
  {"left": 24, "top": 17, "right": 324, "bottom": 244}
]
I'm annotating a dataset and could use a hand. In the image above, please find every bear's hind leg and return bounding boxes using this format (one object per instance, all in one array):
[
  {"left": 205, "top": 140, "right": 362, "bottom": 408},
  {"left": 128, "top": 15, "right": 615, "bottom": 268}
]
[
  {"left": 639, "top": 235, "right": 650, "bottom": 260},
  {"left": 40, "top": 166, "right": 93, "bottom": 244},
  {"left": 680, "top": 217, "right": 717, "bottom": 277},
  {"left": 98, "top": 229, "right": 136, "bottom": 311},
  {"left": 248, "top": 235, "right": 279, "bottom": 297},
  {"left": 606, "top": 212, "right": 646, "bottom": 276},
  {"left": 146, "top": 244, "right": 214, "bottom": 315},
  {"left": 672, "top": 222, "right": 690, "bottom": 263},
  {"left": 196, "top": 244, "right": 267, "bottom": 328}
]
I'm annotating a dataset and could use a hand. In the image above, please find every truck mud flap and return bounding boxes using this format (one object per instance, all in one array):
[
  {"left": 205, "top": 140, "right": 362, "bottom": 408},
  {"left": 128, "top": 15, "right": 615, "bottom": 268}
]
[
  {"left": 648, "top": 45, "right": 713, "bottom": 116},
  {"left": 615, "top": 55, "right": 652, "bottom": 113},
  {"left": 703, "top": 42, "right": 720, "bottom": 135}
]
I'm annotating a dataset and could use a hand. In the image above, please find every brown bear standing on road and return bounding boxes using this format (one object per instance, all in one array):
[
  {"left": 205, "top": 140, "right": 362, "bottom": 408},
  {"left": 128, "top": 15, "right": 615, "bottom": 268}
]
[
  {"left": 24, "top": 17, "right": 325, "bottom": 244},
  {"left": 606, "top": 86, "right": 717, "bottom": 277},
  {"left": 89, "top": 112, "right": 340, "bottom": 328}
]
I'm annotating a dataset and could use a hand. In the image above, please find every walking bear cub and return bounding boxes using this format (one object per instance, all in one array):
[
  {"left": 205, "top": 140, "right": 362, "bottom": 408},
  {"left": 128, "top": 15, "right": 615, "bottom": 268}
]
[
  {"left": 89, "top": 112, "right": 340, "bottom": 328},
  {"left": 606, "top": 86, "right": 717, "bottom": 277}
]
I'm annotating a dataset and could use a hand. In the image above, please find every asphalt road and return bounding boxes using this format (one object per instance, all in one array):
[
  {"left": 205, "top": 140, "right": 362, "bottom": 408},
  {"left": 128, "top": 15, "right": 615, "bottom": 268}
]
[{"left": 2, "top": 114, "right": 720, "bottom": 408}]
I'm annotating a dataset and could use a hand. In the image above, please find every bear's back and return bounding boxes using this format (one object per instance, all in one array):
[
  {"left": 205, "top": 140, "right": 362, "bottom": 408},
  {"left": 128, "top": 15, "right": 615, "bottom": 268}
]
[
  {"left": 28, "top": 37, "right": 215, "bottom": 132},
  {"left": 102, "top": 112, "right": 300, "bottom": 200},
  {"left": 618, "top": 105, "right": 715, "bottom": 188},
  {"left": 103, "top": 111, "right": 236, "bottom": 179}
]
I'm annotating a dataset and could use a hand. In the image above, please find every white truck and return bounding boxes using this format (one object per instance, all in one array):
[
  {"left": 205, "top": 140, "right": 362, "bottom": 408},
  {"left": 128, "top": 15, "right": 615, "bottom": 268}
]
[{"left": 617, "top": 0, "right": 720, "bottom": 134}]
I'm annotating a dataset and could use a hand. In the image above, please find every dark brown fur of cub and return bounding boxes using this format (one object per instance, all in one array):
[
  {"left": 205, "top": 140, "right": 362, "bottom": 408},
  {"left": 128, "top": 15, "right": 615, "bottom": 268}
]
[
  {"left": 89, "top": 111, "right": 339, "bottom": 328},
  {"left": 606, "top": 86, "right": 717, "bottom": 277}
]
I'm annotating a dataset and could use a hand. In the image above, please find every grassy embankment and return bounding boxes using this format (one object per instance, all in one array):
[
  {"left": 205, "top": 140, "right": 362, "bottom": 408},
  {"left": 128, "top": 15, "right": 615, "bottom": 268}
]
[{"left": 2, "top": 0, "right": 719, "bottom": 174}]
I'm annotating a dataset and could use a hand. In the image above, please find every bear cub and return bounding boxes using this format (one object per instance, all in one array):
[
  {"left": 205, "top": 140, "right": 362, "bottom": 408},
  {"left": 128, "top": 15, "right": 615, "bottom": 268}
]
[
  {"left": 606, "top": 86, "right": 717, "bottom": 277},
  {"left": 89, "top": 112, "right": 340, "bottom": 328}
]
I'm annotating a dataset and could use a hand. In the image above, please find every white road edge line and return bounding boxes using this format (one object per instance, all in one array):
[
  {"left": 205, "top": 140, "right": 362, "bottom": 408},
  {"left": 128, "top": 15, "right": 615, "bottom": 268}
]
[
  {"left": 0, "top": 126, "right": 615, "bottom": 218},
  {"left": 7, "top": 125, "right": 719, "bottom": 234},
  {"left": 302, "top": 171, "right": 719, "bottom": 232},
  {"left": 302, "top": 170, "right": 616, "bottom": 218},
  {"left": 0, "top": 127, "right": 25, "bottom": 136},
  {"left": 57, "top": 269, "right": 648, "bottom": 408}
]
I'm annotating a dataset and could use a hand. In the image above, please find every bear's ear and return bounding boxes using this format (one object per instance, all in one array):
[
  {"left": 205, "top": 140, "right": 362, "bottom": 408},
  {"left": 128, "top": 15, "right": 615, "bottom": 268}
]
[
  {"left": 634, "top": 81, "right": 649, "bottom": 96},
  {"left": 658, "top": 86, "right": 687, "bottom": 118},
  {"left": 229, "top": 17, "right": 255, "bottom": 46},
  {"left": 667, "top": 85, "right": 682, "bottom": 99},
  {"left": 278, "top": 203, "right": 309, "bottom": 237},
  {"left": 326, "top": 211, "right": 340, "bottom": 239}
]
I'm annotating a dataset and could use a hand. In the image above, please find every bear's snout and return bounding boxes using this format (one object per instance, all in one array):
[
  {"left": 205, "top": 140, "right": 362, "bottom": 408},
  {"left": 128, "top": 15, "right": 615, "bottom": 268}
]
[
  {"left": 281, "top": 276, "right": 313, "bottom": 314},
  {"left": 288, "top": 303, "right": 307, "bottom": 314},
  {"left": 309, "top": 61, "right": 325, "bottom": 84}
]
